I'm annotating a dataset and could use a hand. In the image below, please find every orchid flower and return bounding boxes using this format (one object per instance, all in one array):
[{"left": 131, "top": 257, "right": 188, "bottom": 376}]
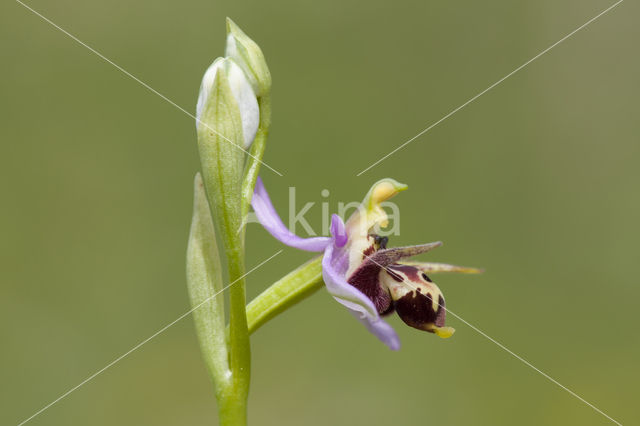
[
  {"left": 251, "top": 177, "right": 482, "bottom": 350},
  {"left": 188, "top": 19, "right": 481, "bottom": 425}
]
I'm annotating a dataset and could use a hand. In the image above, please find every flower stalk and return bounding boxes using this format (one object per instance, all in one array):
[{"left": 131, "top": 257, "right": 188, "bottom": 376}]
[{"left": 246, "top": 256, "right": 324, "bottom": 334}]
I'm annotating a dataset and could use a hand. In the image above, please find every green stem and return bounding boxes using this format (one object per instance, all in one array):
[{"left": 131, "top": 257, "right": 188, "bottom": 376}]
[
  {"left": 226, "top": 241, "right": 251, "bottom": 397},
  {"left": 217, "top": 381, "right": 248, "bottom": 425},
  {"left": 217, "top": 94, "right": 271, "bottom": 426},
  {"left": 217, "top": 255, "right": 324, "bottom": 424},
  {"left": 246, "top": 256, "right": 324, "bottom": 334}
]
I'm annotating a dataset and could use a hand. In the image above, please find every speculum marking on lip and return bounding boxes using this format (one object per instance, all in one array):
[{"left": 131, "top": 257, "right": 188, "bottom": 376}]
[{"left": 393, "top": 285, "right": 446, "bottom": 332}]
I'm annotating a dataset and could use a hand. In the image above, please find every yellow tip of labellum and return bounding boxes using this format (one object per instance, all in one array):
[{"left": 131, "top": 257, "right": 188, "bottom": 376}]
[{"left": 432, "top": 326, "right": 455, "bottom": 338}]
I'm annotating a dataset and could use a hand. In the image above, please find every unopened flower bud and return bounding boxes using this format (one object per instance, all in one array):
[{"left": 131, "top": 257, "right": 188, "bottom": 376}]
[
  {"left": 196, "top": 57, "right": 259, "bottom": 149},
  {"left": 225, "top": 18, "right": 272, "bottom": 97}
]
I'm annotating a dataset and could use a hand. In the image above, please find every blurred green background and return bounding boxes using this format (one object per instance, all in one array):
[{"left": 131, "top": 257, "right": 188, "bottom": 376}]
[{"left": 1, "top": 0, "right": 638, "bottom": 424}]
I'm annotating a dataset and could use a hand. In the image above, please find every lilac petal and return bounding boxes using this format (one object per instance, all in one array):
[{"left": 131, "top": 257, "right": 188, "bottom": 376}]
[
  {"left": 323, "top": 243, "right": 399, "bottom": 349},
  {"left": 349, "top": 310, "right": 400, "bottom": 351},
  {"left": 322, "top": 245, "right": 400, "bottom": 351},
  {"left": 252, "top": 177, "right": 331, "bottom": 252},
  {"left": 322, "top": 243, "right": 378, "bottom": 318},
  {"left": 330, "top": 214, "right": 348, "bottom": 247}
]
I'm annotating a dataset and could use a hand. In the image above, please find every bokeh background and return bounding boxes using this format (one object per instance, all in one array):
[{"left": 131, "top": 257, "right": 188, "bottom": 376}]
[{"left": 2, "top": 0, "right": 638, "bottom": 425}]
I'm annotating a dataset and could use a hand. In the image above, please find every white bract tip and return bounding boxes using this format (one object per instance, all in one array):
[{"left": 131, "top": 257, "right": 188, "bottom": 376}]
[{"left": 196, "top": 58, "right": 259, "bottom": 149}]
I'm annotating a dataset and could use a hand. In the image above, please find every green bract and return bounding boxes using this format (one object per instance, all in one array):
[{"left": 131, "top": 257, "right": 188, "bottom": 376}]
[{"left": 186, "top": 174, "right": 229, "bottom": 391}]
